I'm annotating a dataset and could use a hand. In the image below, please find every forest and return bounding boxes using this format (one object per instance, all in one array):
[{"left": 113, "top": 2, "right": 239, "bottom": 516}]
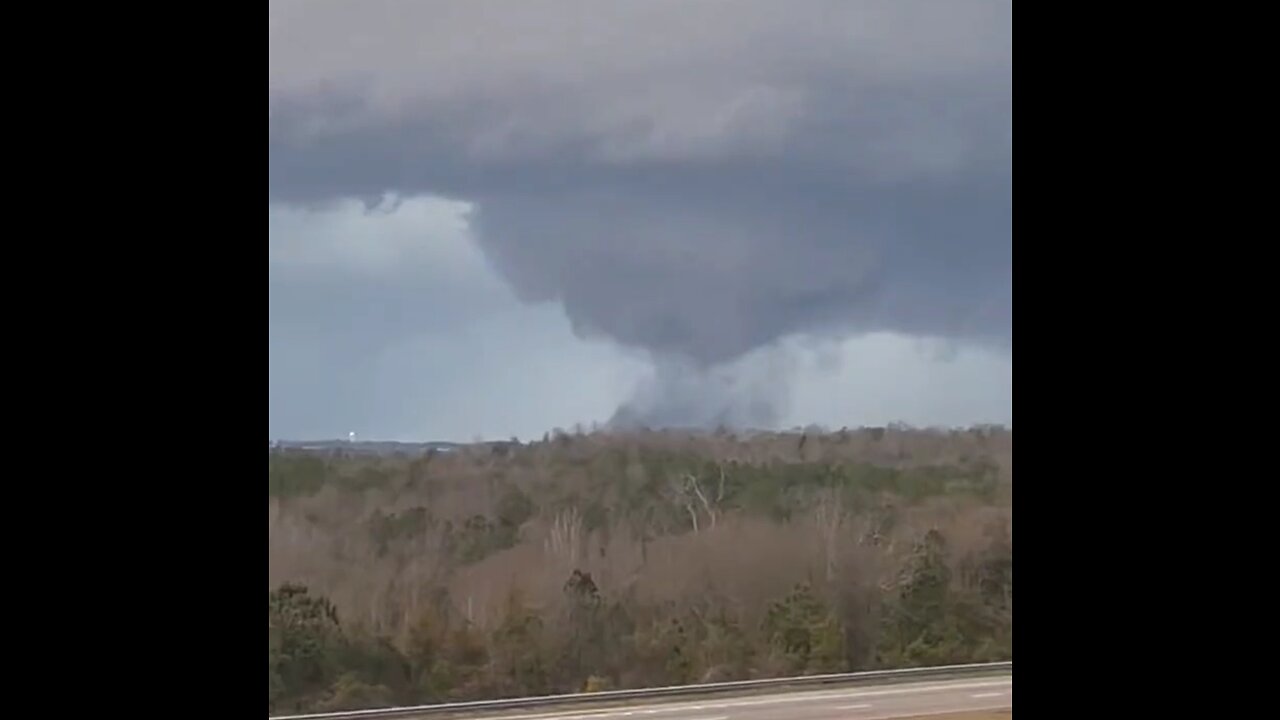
[{"left": 268, "top": 426, "right": 1012, "bottom": 714}]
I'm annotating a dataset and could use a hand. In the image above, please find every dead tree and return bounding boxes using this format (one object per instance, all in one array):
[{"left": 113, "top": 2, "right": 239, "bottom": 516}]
[
  {"left": 813, "top": 487, "right": 846, "bottom": 583},
  {"left": 673, "top": 466, "right": 728, "bottom": 533}
]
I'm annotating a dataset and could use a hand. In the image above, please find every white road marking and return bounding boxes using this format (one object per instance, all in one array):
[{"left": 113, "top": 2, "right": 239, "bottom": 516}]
[
  {"left": 971, "top": 691, "right": 1006, "bottom": 698},
  {"left": 547, "top": 715, "right": 727, "bottom": 720},
  {"left": 485, "top": 678, "right": 1012, "bottom": 720},
  {"left": 837, "top": 702, "right": 873, "bottom": 709},
  {"left": 854, "top": 704, "right": 1013, "bottom": 720}
]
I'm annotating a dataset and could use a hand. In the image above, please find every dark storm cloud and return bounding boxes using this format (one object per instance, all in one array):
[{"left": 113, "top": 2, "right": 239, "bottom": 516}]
[{"left": 269, "top": 0, "right": 1012, "bottom": 426}]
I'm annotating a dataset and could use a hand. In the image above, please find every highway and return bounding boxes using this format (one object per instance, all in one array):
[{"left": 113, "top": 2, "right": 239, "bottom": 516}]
[{"left": 457, "top": 677, "right": 1012, "bottom": 720}]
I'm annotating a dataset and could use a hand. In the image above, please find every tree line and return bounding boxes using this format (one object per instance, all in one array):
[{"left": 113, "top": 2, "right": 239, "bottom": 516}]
[{"left": 268, "top": 426, "right": 1012, "bottom": 713}]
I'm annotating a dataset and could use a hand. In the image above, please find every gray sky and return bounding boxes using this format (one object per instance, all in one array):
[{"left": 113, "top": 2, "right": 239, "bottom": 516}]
[{"left": 268, "top": 0, "right": 1013, "bottom": 441}]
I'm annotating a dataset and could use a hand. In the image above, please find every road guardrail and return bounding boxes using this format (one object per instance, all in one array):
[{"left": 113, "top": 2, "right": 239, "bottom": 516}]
[{"left": 269, "top": 660, "right": 1012, "bottom": 720}]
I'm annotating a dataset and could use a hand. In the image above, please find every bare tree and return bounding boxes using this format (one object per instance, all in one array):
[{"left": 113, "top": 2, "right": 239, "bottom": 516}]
[
  {"left": 813, "top": 487, "right": 846, "bottom": 583},
  {"left": 545, "top": 507, "right": 584, "bottom": 570},
  {"left": 672, "top": 465, "right": 727, "bottom": 534}
]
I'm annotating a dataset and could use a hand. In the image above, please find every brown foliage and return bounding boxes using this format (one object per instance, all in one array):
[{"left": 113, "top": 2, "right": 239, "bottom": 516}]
[{"left": 269, "top": 426, "right": 1011, "bottom": 707}]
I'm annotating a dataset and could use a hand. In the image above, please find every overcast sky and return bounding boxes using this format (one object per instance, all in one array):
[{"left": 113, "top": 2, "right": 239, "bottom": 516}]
[{"left": 268, "top": 0, "right": 1013, "bottom": 442}]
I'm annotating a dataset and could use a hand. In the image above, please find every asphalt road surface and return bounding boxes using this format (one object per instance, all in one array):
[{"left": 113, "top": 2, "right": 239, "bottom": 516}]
[{"left": 465, "top": 676, "right": 1013, "bottom": 720}]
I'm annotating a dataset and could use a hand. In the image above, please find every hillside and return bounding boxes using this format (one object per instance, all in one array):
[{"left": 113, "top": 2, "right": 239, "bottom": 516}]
[{"left": 268, "top": 426, "right": 1012, "bottom": 713}]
